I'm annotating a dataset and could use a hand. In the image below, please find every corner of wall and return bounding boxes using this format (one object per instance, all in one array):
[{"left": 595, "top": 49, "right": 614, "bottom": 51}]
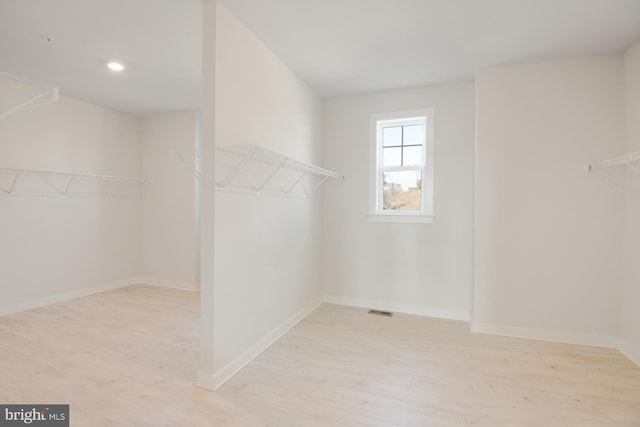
[
  {"left": 211, "top": 296, "right": 322, "bottom": 390},
  {"left": 134, "top": 277, "right": 200, "bottom": 292},
  {"left": 471, "top": 321, "right": 621, "bottom": 350},
  {"left": 618, "top": 340, "right": 640, "bottom": 368},
  {"left": 0, "top": 277, "right": 139, "bottom": 317}
]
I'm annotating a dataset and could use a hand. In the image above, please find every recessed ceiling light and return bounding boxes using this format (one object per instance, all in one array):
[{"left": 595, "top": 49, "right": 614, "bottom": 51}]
[{"left": 107, "top": 62, "right": 125, "bottom": 72}]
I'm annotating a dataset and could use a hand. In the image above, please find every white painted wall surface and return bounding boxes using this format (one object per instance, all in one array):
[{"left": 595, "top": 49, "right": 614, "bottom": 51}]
[
  {"left": 140, "top": 111, "right": 198, "bottom": 289},
  {"left": 474, "top": 56, "right": 625, "bottom": 343},
  {"left": 621, "top": 39, "right": 640, "bottom": 364},
  {"left": 197, "top": 0, "right": 217, "bottom": 390},
  {"left": 0, "top": 96, "right": 143, "bottom": 313},
  {"left": 212, "top": 4, "right": 323, "bottom": 384},
  {"left": 322, "top": 83, "right": 475, "bottom": 321}
]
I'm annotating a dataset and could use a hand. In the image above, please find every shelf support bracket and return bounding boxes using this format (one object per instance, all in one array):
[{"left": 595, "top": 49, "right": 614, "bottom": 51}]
[
  {"left": 0, "top": 88, "right": 59, "bottom": 120},
  {"left": 310, "top": 175, "right": 329, "bottom": 195},
  {"left": 285, "top": 173, "right": 306, "bottom": 194},
  {"left": 257, "top": 159, "right": 287, "bottom": 194},
  {"left": 6, "top": 172, "right": 21, "bottom": 194},
  {"left": 62, "top": 177, "right": 75, "bottom": 195},
  {"left": 172, "top": 151, "right": 201, "bottom": 181},
  {"left": 221, "top": 150, "right": 254, "bottom": 189},
  {"left": 625, "top": 162, "right": 640, "bottom": 175}
]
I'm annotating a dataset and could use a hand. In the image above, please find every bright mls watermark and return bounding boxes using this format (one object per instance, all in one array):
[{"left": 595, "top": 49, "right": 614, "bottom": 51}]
[{"left": 0, "top": 405, "right": 68, "bottom": 426}]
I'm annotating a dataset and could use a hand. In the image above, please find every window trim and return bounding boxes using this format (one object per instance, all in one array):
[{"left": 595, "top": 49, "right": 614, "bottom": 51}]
[{"left": 369, "top": 108, "right": 435, "bottom": 224}]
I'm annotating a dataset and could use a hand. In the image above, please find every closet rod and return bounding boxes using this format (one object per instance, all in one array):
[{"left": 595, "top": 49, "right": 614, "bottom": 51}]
[{"left": 0, "top": 167, "right": 151, "bottom": 184}]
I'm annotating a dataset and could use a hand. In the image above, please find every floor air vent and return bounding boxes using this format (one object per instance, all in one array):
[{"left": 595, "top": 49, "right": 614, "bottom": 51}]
[{"left": 368, "top": 309, "right": 393, "bottom": 317}]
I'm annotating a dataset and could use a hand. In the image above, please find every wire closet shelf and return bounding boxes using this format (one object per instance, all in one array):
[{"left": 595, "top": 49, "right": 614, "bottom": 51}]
[
  {"left": 174, "top": 144, "right": 344, "bottom": 197},
  {"left": 0, "top": 167, "right": 152, "bottom": 199},
  {"left": 0, "top": 72, "right": 59, "bottom": 119},
  {"left": 587, "top": 150, "right": 640, "bottom": 197}
]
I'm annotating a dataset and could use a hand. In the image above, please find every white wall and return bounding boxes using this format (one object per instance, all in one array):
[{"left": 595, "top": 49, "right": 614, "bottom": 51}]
[
  {"left": 322, "top": 83, "right": 475, "bottom": 321},
  {"left": 0, "top": 96, "right": 143, "bottom": 313},
  {"left": 211, "top": 3, "right": 324, "bottom": 386},
  {"left": 140, "top": 111, "right": 198, "bottom": 289},
  {"left": 474, "top": 56, "right": 625, "bottom": 344},
  {"left": 620, "top": 39, "right": 640, "bottom": 363},
  {"left": 198, "top": 0, "right": 216, "bottom": 389}
]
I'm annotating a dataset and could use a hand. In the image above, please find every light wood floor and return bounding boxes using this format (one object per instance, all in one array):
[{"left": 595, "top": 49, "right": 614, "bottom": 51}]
[
  {"left": 220, "top": 304, "right": 640, "bottom": 427},
  {"left": 0, "top": 285, "right": 264, "bottom": 426},
  {"left": 1, "top": 286, "right": 639, "bottom": 426}
]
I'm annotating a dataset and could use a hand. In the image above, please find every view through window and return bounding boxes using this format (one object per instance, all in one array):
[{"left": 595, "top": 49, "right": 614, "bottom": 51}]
[{"left": 370, "top": 109, "right": 434, "bottom": 223}]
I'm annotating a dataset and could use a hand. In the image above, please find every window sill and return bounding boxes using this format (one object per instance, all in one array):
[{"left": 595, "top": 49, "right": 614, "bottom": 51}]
[{"left": 368, "top": 214, "right": 434, "bottom": 224}]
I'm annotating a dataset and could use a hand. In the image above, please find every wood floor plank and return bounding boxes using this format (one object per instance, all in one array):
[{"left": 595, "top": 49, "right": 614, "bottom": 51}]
[
  {"left": 0, "top": 285, "right": 265, "bottom": 427},
  {"left": 2, "top": 286, "right": 639, "bottom": 426},
  {"left": 220, "top": 303, "right": 640, "bottom": 427}
]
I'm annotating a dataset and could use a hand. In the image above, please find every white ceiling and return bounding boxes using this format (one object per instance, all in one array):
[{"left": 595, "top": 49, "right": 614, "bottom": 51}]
[
  {"left": 1, "top": 0, "right": 640, "bottom": 114},
  {"left": 221, "top": 0, "right": 640, "bottom": 98},
  {"left": 0, "top": 0, "right": 203, "bottom": 115}
]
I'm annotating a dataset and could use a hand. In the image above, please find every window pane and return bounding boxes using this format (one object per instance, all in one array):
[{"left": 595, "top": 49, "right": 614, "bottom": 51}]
[
  {"left": 382, "top": 171, "right": 422, "bottom": 211},
  {"left": 382, "top": 126, "right": 402, "bottom": 147},
  {"left": 403, "top": 145, "right": 422, "bottom": 166},
  {"left": 382, "top": 147, "right": 401, "bottom": 166},
  {"left": 403, "top": 125, "right": 423, "bottom": 146}
]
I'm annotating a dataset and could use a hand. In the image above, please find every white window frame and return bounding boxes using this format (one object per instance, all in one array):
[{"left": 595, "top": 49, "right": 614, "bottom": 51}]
[{"left": 369, "top": 108, "right": 434, "bottom": 224}]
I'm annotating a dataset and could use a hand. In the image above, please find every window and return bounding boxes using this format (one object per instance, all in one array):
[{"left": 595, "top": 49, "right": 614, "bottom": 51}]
[{"left": 369, "top": 109, "right": 434, "bottom": 223}]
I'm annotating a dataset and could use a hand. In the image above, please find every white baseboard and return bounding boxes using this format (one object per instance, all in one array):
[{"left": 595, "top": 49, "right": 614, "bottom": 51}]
[
  {"left": 134, "top": 277, "right": 199, "bottom": 292},
  {"left": 211, "top": 296, "right": 323, "bottom": 390},
  {"left": 323, "top": 295, "right": 469, "bottom": 322},
  {"left": 195, "top": 370, "right": 216, "bottom": 391},
  {"left": 471, "top": 321, "right": 621, "bottom": 349},
  {"left": 618, "top": 340, "right": 640, "bottom": 367},
  {"left": 0, "top": 277, "right": 199, "bottom": 317},
  {"left": 0, "top": 277, "right": 137, "bottom": 316}
]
